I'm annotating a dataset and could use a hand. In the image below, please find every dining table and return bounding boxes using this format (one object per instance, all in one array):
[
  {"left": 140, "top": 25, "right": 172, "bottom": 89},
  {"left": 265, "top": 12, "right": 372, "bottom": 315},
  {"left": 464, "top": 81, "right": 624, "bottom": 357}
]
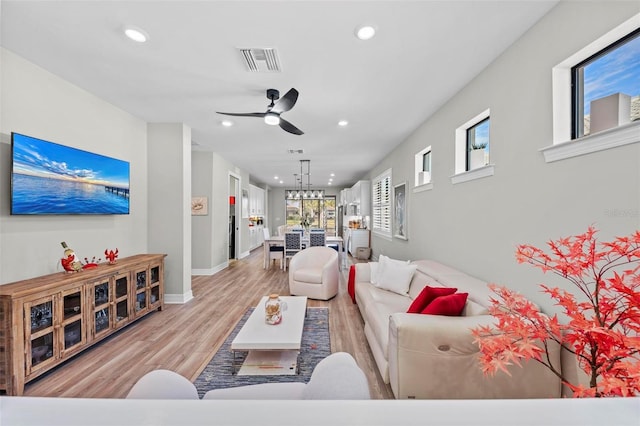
[{"left": 263, "top": 234, "right": 345, "bottom": 271}]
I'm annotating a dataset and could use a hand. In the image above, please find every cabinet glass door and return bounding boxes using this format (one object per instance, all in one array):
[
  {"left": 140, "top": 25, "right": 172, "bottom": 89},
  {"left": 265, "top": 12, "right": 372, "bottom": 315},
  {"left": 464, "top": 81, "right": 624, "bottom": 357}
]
[
  {"left": 114, "top": 273, "right": 129, "bottom": 326},
  {"left": 61, "top": 287, "right": 85, "bottom": 354},
  {"left": 134, "top": 268, "right": 149, "bottom": 314},
  {"left": 25, "top": 297, "right": 56, "bottom": 373},
  {"left": 92, "top": 279, "right": 111, "bottom": 337}
]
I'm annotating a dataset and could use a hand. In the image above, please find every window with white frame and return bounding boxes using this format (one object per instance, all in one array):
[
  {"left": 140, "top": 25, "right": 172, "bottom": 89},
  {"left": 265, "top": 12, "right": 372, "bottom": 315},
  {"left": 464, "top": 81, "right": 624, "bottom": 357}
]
[
  {"left": 545, "top": 14, "right": 640, "bottom": 163},
  {"left": 572, "top": 28, "right": 639, "bottom": 139},
  {"left": 372, "top": 169, "right": 392, "bottom": 238},
  {"left": 466, "top": 117, "right": 490, "bottom": 171},
  {"left": 414, "top": 146, "right": 432, "bottom": 186},
  {"left": 452, "top": 109, "right": 494, "bottom": 184}
]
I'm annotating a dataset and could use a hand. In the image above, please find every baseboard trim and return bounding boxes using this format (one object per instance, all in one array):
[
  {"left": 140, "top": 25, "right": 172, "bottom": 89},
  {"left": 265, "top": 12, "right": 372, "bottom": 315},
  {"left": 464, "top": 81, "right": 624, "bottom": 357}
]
[
  {"left": 191, "top": 261, "right": 228, "bottom": 276},
  {"left": 239, "top": 250, "right": 250, "bottom": 259},
  {"left": 164, "top": 291, "right": 194, "bottom": 304}
]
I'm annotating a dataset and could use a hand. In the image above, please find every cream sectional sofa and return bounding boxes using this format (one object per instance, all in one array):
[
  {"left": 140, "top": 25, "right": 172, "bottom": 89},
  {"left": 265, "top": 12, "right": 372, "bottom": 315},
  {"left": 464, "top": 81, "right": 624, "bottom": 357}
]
[{"left": 351, "top": 259, "right": 563, "bottom": 399}]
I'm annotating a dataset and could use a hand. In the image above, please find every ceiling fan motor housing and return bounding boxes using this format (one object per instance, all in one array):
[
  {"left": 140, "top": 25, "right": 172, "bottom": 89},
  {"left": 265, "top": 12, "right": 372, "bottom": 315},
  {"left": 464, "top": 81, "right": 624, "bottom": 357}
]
[{"left": 266, "top": 88, "right": 280, "bottom": 102}]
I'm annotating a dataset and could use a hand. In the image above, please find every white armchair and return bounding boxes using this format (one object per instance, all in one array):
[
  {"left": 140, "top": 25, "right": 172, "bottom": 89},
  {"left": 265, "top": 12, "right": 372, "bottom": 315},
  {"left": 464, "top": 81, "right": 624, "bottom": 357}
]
[
  {"left": 288, "top": 246, "right": 339, "bottom": 300},
  {"left": 125, "top": 353, "right": 370, "bottom": 400}
]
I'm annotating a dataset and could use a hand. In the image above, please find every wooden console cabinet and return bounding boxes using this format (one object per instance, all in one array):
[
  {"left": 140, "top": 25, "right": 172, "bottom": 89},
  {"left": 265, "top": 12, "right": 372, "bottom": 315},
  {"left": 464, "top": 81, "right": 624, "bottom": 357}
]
[{"left": 0, "top": 254, "right": 166, "bottom": 396}]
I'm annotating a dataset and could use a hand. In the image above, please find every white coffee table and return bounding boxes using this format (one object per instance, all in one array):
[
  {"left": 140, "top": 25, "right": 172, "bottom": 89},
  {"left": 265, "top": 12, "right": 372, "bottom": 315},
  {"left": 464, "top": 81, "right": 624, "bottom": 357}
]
[{"left": 231, "top": 296, "right": 308, "bottom": 374}]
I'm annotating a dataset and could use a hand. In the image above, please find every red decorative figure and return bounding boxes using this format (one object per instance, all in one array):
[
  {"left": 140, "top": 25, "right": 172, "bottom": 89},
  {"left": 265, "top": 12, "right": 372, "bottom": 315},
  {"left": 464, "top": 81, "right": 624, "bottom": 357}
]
[{"left": 105, "top": 248, "right": 119, "bottom": 264}]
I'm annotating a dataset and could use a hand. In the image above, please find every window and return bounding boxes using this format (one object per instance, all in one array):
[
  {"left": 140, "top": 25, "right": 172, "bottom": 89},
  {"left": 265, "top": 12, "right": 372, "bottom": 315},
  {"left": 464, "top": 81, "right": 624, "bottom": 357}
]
[
  {"left": 372, "top": 169, "right": 392, "bottom": 239},
  {"left": 414, "top": 146, "right": 432, "bottom": 188},
  {"left": 466, "top": 117, "right": 490, "bottom": 171},
  {"left": 452, "top": 109, "right": 494, "bottom": 184},
  {"left": 572, "top": 28, "right": 640, "bottom": 139},
  {"left": 285, "top": 196, "right": 336, "bottom": 235},
  {"left": 545, "top": 14, "right": 640, "bottom": 163}
]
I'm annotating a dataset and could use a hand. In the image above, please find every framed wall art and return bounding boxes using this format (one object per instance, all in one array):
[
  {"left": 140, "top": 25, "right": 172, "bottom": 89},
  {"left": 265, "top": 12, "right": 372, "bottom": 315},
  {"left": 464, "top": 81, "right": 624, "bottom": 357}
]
[
  {"left": 191, "top": 197, "right": 208, "bottom": 216},
  {"left": 393, "top": 182, "right": 407, "bottom": 240}
]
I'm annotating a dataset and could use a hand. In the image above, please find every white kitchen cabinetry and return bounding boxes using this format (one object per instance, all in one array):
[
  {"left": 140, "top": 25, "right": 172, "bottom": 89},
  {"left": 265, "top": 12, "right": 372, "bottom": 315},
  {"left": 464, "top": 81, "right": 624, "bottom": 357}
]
[
  {"left": 348, "top": 229, "right": 370, "bottom": 256},
  {"left": 249, "top": 225, "right": 264, "bottom": 251},
  {"left": 249, "top": 185, "right": 265, "bottom": 216},
  {"left": 350, "top": 180, "right": 370, "bottom": 216}
]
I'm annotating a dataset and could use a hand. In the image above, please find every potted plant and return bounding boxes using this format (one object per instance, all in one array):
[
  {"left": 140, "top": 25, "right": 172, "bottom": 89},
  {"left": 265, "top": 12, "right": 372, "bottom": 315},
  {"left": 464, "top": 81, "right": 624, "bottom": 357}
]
[
  {"left": 469, "top": 142, "right": 487, "bottom": 170},
  {"left": 472, "top": 227, "right": 640, "bottom": 397}
]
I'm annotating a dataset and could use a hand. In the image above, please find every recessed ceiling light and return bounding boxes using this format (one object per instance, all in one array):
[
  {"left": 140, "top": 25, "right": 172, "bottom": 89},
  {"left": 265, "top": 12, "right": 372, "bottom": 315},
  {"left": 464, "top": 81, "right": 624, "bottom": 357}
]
[
  {"left": 124, "top": 26, "right": 149, "bottom": 43},
  {"left": 355, "top": 25, "right": 376, "bottom": 40},
  {"left": 221, "top": 120, "right": 233, "bottom": 127},
  {"left": 338, "top": 120, "right": 349, "bottom": 127},
  {"left": 328, "top": 182, "right": 333, "bottom": 186},
  {"left": 279, "top": 180, "right": 284, "bottom": 184}
]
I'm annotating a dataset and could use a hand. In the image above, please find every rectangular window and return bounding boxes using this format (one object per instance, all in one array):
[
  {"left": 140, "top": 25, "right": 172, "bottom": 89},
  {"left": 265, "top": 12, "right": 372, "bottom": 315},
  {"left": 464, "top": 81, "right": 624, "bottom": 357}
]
[
  {"left": 372, "top": 169, "right": 392, "bottom": 238},
  {"left": 572, "top": 28, "right": 640, "bottom": 138},
  {"left": 466, "top": 117, "right": 490, "bottom": 171},
  {"left": 414, "top": 146, "right": 432, "bottom": 186},
  {"left": 422, "top": 151, "right": 431, "bottom": 173}
]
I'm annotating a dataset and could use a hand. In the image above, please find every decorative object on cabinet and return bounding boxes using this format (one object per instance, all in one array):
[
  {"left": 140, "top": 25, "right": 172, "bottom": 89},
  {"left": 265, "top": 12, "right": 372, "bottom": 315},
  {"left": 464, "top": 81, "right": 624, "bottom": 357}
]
[
  {"left": 104, "top": 248, "right": 119, "bottom": 264},
  {"left": 393, "top": 182, "right": 407, "bottom": 240},
  {"left": 191, "top": 196, "right": 208, "bottom": 215},
  {"left": 0, "top": 254, "right": 166, "bottom": 396},
  {"left": 60, "top": 241, "right": 83, "bottom": 273}
]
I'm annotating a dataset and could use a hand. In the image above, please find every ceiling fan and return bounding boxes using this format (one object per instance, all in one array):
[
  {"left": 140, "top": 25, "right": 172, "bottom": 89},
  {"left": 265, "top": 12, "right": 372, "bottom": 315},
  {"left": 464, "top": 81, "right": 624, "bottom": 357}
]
[{"left": 217, "top": 88, "right": 304, "bottom": 135}]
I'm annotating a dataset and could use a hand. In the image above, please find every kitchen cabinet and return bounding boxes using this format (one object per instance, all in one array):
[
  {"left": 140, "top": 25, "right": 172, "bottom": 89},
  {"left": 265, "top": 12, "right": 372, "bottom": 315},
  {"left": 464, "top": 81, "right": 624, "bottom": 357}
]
[
  {"left": 346, "top": 229, "right": 371, "bottom": 257},
  {"left": 350, "top": 180, "right": 371, "bottom": 216},
  {"left": 249, "top": 225, "right": 264, "bottom": 251},
  {"left": 0, "top": 254, "right": 165, "bottom": 396},
  {"left": 249, "top": 185, "right": 265, "bottom": 216}
]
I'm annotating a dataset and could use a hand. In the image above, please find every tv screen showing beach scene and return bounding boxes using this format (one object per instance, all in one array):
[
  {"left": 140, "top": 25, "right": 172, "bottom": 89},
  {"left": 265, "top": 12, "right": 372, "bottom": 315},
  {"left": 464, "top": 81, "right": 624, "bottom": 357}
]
[{"left": 11, "top": 132, "right": 130, "bottom": 215}]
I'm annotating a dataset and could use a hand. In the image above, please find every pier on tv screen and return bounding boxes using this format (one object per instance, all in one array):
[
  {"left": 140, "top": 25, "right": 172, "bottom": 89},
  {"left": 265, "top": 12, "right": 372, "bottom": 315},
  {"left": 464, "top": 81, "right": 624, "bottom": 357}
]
[{"left": 11, "top": 132, "right": 130, "bottom": 215}]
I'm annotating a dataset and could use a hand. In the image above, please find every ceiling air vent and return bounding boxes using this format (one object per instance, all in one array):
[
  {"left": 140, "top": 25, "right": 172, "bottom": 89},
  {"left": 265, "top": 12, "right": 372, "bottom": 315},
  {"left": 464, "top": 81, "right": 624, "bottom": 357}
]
[
  {"left": 239, "top": 48, "right": 281, "bottom": 72},
  {"left": 288, "top": 149, "right": 304, "bottom": 154}
]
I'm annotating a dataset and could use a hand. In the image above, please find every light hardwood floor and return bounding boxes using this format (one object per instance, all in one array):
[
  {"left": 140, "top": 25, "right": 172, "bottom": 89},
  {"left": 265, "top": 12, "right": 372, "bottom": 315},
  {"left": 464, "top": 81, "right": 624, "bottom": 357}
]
[{"left": 22, "top": 249, "right": 394, "bottom": 399}]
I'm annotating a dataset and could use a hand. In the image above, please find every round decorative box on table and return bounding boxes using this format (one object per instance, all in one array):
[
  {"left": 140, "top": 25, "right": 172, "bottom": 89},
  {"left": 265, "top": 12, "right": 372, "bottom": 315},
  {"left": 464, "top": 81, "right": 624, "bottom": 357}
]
[{"left": 265, "top": 294, "right": 282, "bottom": 325}]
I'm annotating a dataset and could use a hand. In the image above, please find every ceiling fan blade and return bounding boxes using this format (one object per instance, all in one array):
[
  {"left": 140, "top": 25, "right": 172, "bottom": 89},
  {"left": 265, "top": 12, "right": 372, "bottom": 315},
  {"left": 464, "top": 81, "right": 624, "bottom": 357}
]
[
  {"left": 279, "top": 117, "right": 304, "bottom": 135},
  {"left": 270, "top": 88, "right": 299, "bottom": 114},
  {"left": 216, "top": 112, "right": 266, "bottom": 117}
]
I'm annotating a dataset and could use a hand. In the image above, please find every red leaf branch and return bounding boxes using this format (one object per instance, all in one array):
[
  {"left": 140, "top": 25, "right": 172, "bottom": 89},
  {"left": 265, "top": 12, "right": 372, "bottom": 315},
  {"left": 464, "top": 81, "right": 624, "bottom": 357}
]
[{"left": 472, "top": 226, "right": 640, "bottom": 397}]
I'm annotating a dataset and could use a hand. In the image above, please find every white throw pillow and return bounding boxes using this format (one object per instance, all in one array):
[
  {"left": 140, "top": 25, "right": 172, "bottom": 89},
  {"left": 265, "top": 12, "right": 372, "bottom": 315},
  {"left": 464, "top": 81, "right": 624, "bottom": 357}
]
[
  {"left": 376, "top": 256, "right": 416, "bottom": 295},
  {"left": 369, "top": 262, "right": 380, "bottom": 284}
]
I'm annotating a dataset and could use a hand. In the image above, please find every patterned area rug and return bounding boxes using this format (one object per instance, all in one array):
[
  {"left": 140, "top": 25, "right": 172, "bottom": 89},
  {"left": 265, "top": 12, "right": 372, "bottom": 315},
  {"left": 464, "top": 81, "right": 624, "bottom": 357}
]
[{"left": 194, "top": 307, "right": 330, "bottom": 397}]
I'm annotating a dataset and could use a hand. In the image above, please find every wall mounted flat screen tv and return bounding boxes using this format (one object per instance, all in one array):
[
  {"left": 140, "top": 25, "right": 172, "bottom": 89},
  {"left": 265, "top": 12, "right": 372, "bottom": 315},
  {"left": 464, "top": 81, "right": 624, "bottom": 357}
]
[{"left": 11, "top": 132, "right": 130, "bottom": 215}]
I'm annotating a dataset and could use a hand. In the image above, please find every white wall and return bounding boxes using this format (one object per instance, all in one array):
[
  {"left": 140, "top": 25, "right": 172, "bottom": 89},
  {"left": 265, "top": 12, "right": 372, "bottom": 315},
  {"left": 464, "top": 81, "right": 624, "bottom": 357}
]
[
  {"left": 147, "top": 123, "right": 192, "bottom": 303},
  {"left": 191, "top": 150, "right": 244, "bottom": 273},
  {"left": 0, "top": 48, "right": 148, "bottom": 284},
  {"left": 366, "top": 1, "right": 640, "bottom": 312}
]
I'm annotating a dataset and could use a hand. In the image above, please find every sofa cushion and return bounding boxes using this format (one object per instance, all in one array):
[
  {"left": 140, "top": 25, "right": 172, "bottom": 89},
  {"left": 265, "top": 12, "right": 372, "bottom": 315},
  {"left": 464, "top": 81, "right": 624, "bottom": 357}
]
[
  {"left": 407, "top": 286, "right": 457, "bottom": 314},
  {"left": 461, "top": 299, "right": 490, "bottom": 316},
  {"left": 421, "top": 292, "right": 468, "bottom": 316},
  {"left": 293, "top": 268, "right": 323, "bottom": 284},
  {"left": 376, "top": 256, "right": 416, "bottom": 295},
  {"left": 369, "top": 262, "right": 380, "bottom": 284}
]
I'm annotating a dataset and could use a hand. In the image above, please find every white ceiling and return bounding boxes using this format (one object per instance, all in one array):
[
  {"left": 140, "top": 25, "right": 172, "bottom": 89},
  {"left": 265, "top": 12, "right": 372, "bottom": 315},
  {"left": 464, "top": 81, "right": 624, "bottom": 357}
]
[{"left": 1, "top": 0, "right": 558, "bottom": 189}]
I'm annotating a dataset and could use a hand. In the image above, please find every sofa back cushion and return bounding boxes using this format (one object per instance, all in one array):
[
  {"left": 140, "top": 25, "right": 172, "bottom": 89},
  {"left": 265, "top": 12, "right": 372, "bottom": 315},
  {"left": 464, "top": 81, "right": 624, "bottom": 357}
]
[{"left": 411, "top": 260, "right": 494, "bottom": 307}]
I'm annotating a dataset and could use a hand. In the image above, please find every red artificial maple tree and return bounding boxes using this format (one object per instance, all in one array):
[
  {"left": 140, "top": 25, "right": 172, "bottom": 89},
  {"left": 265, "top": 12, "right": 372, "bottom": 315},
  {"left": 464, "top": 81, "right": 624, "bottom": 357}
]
[{"left": 472, "top": 226, "right": 640, "bottom": 397}]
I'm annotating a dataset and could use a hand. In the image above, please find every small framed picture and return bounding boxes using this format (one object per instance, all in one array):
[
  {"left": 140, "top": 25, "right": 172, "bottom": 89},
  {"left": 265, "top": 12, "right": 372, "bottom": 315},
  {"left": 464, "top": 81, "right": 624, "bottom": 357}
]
[
  {"left": 191, "top": 197, "right": 208, "bottom": 216},
  {"left": 393, "top": 182, "right": 407, "bottom": 240}
]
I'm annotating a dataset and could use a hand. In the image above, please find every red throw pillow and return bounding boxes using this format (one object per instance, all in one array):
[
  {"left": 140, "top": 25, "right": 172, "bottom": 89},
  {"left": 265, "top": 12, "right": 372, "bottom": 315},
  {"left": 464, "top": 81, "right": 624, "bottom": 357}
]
[
  {"left": 407, "top": 286, "right": 457, "bottom": 313},
  {"left": 421, "top": 293, "right": 468, "bottom": 316}
]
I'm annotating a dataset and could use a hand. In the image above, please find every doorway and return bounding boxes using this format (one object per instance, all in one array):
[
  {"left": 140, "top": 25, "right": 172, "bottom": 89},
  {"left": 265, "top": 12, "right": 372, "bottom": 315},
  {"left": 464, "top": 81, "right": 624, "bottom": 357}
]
[{"left": 229, "top": 174, "right": 240, "bottom": 260}]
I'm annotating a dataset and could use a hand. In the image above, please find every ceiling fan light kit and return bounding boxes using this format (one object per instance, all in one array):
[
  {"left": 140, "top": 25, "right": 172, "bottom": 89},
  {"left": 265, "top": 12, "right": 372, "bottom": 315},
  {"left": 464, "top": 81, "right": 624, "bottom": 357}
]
[{"left": 216, "top": 88, "right": 304, "bottom": 135}]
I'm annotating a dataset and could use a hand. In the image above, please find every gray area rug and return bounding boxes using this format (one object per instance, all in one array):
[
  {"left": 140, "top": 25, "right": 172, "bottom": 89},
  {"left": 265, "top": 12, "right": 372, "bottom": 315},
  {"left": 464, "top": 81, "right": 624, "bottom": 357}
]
[{"left": 194, "top": 307, "right": 330, "bottom": 397}]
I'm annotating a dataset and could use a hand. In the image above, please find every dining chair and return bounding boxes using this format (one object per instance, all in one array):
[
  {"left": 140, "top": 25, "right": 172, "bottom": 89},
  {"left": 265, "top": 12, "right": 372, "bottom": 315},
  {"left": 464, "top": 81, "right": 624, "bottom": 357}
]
[
  {"left": 309, "top": 231, "right": 326, "bottom": 247},
  {"left": 284, "top": 232, "right": 302, "bottom": 271},
  {"left": 263, "top": 228, "right": 284, "bottom": 269}
]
